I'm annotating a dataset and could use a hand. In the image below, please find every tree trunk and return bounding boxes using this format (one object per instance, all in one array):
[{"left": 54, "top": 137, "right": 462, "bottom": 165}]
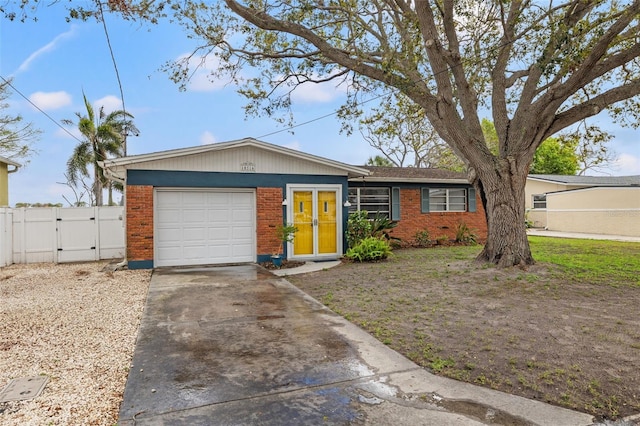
[
  {"left": 93, "top": 168, "right": 103, "bottom": 206},
  {"left": 473, "top": 161, "right": 534, "bottom": 268},
  {"left": 108, "top": 184, "right": 113, "bottom": 206}
]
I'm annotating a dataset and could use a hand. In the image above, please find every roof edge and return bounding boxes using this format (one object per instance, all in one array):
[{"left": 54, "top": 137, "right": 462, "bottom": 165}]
[
  {"left": 101, "top": 137, "right": 370, "bottom": 177},
  {"left": 0, "top": 155, "right": 21, "bottom": 167},
  {"left": 351, "top": 176, "right": 470, "bottom": 184}
]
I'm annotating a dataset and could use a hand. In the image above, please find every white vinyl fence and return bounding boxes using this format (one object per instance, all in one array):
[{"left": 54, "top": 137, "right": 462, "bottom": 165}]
[{"left": 0, "top": 206, "right": 125, "bottom": 267}]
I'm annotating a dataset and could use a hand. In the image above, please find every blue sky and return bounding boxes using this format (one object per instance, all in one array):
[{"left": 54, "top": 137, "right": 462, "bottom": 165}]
[{"left": 1, "top": 4, "right": 639, "bottom": 206}]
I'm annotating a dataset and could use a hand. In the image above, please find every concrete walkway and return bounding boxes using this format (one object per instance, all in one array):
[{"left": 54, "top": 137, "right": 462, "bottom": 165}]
[
  {"left": 118, "top": 265, "right": 596, "bottom": 425},
  {"left": 527, "top": 228, "right": 640, "bottom": 243}
]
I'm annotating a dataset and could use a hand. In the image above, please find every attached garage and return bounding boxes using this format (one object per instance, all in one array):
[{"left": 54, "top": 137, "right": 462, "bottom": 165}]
[
  {"left": 155, "top": 189, "right": 255, "bottom": 267},
  {"left": 99, "top": 138, "right": 369, "bottom": 269}
]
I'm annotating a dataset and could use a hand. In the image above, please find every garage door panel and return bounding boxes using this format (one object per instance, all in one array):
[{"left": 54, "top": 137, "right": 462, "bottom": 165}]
[
  {"left": 208, "top": 210, "right": 230, "bottom": 222},
  {"left": 183, "top": 210, "right": 208, "bottom": 223},
  {"left": 207, "top": 226, "right": 230, "bottom": 238},
  {"left": 182, "top": 192, "right": 207, "bottom": 204},
  {"left": 183, "top": 246, "right": 208, "bottom": 258},
  {"left": 207, "top": 192, "right": 229, "bottom": 202},
  {"left": 233, "top": 210, "right": 253, "bottom": 221},
  {"left": 232, "top": 226, "right": 253, "bottom": 239},
  {"left": 157, "top": 209, "right": 181, "bottom": 223},
  {"left": 232, "top": 243, "right": 253, "bottom": 255},
  {"left": 155, "top": 190, "right": 255, "bottom": 267},
  {"left": 182, "top": 228, "right": 208, "bottom": 242},
  {"left": 159, "top": 192, "right": 182, "bottom": 205}
]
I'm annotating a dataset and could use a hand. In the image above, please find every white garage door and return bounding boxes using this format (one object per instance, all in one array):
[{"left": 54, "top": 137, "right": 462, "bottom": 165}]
[{"left": 155, "top": 190, "right": 255, "bottom": 267}]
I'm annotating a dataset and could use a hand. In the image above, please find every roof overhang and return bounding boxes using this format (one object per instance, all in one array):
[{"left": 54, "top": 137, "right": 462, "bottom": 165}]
[
  {"left": 0, "top": 156, "right": 21, "bottom": 173},
  {"left": 350, "top": 176, "right": 470, "bottom": 184},
  {"left": 99, "top": 137, "right": 370, "bottom": 181}
]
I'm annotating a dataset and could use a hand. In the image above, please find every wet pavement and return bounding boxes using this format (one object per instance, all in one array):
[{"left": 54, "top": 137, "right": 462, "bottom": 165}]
[{"left": 118, "top": 265, "right": 595, "bottom": 425}]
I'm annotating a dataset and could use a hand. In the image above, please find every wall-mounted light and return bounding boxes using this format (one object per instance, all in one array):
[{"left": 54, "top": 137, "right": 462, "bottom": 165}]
[
  {"left": 343, "top": 200, "right": 351, "bottom": 207},
  {"left": 282, "top": 198, "right": 288, "bottom": 206}
]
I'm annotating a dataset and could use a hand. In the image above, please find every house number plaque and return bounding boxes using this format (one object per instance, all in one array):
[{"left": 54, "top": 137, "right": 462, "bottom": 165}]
[{"left": 240, "top": 161, "right": 256, "bottom": 172}]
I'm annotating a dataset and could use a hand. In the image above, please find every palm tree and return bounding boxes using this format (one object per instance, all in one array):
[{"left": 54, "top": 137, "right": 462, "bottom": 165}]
[{"left": 63, "top": 93, "right": 138, "bottom": 206}]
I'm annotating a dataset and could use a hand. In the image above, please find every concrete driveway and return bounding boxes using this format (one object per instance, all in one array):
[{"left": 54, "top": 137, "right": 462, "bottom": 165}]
[{"left": 118, "top": 265, "right": 593, "bottom": 425}]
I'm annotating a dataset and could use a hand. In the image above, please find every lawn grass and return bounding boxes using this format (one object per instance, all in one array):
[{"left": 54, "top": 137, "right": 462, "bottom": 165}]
[
  {"left": 529, "top": 236, "right": 640, "bottom": 285},
  {"left": 289, "top": 236, "right": 640, "bottom": 420}
]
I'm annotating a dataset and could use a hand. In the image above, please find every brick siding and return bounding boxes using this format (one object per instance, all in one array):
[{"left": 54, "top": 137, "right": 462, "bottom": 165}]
[
  {"left": 256, "top": 187, "right": 283, "bottom": 256},
  {"left": 126, "top": 185, "right": 154, "bottom": 262},
  {"left": 392, "top": 188, "right": 487, "bottom": 244}
]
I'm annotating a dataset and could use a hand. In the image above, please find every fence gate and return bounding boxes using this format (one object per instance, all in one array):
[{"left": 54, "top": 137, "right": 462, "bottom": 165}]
[
  {"left": 56, "top": 208, "right": 98, "bottom": 263},
  {"left": 7, "top": 206, "right": 124, "bottom": 265}
]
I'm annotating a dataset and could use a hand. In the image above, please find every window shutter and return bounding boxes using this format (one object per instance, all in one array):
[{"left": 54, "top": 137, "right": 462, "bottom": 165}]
[
  {"left": 421, "top": 188, "right": 430, "bottom": 213},
  {"left": 468, "top": 188, "right": 476, "bottom": 212},
  {"left": 391, "top": 187, "right": 400, "bottom": 220}
]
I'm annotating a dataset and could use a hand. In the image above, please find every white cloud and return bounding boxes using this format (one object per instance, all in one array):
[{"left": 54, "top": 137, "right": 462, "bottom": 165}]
[
  {"left": 291, "top": 82, "right": 345, "bottom": 104},
  {"left": 15, "top": 25, "right": 78, "bottom": 75},
  {"left": 200, "top": 131, "right": 217, "bottom": 145},
  {"left": 29, "top": 91, "right": 72, "bottom": 111},
  {"left": 177, "top": 54, "right": 231, "bottom": 92},
  {"left": 94, "top": 95, "right": 123, "bottom": 114},
  {"left": 614, "top": 153, "right": 640, "bottom": 175},
  {"left": 289, "top": 71, "right": 349, "bottom": 104}
]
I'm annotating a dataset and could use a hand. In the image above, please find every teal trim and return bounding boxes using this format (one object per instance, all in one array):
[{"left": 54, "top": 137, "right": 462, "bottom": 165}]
[
  {"left": 127, "top": 170, "right": 351, "bottom": 263},
  {"left": 128, "top": 260, "right": 154, "bottom": 270},
  {"left": 127, "top": 169, "right": 346, "bottom": 187},
  {"left": 421, "top": 188, "right": 430, "bottom": 213},
  {"left": 468, "top": 188, "right": 477, "bottom": 212},
  {"left": 391, "top": 187, "right": 401, "bottom": 220}
]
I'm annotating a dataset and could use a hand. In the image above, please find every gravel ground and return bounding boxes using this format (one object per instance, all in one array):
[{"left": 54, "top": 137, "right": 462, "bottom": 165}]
[{"left": 0, "top": 262, "right": 151, "bottom": 426}]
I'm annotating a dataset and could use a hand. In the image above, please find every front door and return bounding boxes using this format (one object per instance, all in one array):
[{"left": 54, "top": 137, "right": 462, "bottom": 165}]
[{"left": 289, "top": 186, "right": 340, "bottom": 259}]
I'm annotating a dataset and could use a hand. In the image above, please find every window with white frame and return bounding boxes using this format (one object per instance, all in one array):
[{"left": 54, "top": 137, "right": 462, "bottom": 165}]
[
  {"left": 421, "top": 188, "right": 469, "bottom": 212},
  {"left": 348, "top": 187, "right": 390, "bottom": 218},
  {"left": 532, "top": 194, "right": 547, "bottom": 209}
]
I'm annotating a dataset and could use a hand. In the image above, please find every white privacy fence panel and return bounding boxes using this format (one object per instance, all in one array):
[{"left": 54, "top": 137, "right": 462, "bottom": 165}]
[
  {"left": 12, "top": 208, "right": 56, "bottom": 263},
  {"left": 2, "top": 207, "right": 124, "bottom": 266},
  {"left": 0, "top": 209, "right": 13, "bottom": 267}
]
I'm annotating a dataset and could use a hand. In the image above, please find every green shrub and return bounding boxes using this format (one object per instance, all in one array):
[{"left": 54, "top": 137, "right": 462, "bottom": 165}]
[
  {"left": 414, "top": 228, "right": 431, "bottom": 247},
  {"left": 345, "top": 237, "right": 392, "bottom": 262},
  {"left": 454, "top": 222, "right": 478, "bottom": 244},
  {"left": 370, "top": 212, "right": 398, "bottom": 241},
  {"left": 346, "top": 210, "right": 372, "bottom": 248}
]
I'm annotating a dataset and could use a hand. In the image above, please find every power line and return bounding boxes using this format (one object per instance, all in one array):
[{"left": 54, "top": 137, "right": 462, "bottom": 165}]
[
  {"left": 97, "top": 0, "right": 129, "bottom": 155},
  {"left": 257, "top": 0, "right": 610, "bottom": 140},
  {"left": 0, "top": 75, "right": 83, "bottom": 143}
]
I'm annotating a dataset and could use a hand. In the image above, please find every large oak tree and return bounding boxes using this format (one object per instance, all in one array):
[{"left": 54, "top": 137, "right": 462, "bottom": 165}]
[{"left": 37, "top": 0, "right": 640, "bottom": 266}]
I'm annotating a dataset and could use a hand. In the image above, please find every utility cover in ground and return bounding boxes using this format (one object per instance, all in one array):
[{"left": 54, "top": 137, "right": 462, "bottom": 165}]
[{"left": 0, "top": 376, "right": 49, "bottom": 402}]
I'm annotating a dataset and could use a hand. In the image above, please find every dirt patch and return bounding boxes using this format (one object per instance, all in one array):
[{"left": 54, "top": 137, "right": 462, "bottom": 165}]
[
  {"left": 260, "top": 259, "right": 306, "bottom": 270},
  {"left": 288, "top": 247, "right": 640, "bottom": 420}
]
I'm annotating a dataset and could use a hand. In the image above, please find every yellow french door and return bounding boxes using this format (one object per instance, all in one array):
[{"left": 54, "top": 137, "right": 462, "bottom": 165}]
[
  {"left": 317, "top": 191, "right": 337, "bottom": 254},
  {"left": 291, "top": 188, "right": 339, "bottom": 258},
  {"left": 293, "top": 191, "right": 314, "bottom": 256}
]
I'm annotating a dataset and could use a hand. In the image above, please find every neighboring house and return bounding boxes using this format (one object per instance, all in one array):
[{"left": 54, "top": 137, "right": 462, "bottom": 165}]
[
  {"left": 100, "top": 138, "right": 487, "bottom": 269},
  {"left": 0, "top": 156, "right": 20, "bottom": 207},
  {"left": 526, "top": 174, "right": 640, "bottom": 237}
]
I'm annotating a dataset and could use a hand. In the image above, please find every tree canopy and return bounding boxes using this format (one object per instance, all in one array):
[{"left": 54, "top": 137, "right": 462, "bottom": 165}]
[
  {"left": 0, "top": 80, "right": 39, "bottom": 163},
  {"left": 530, "top": 137, "right": 579, "bottom": 175},
  {"left": 62, "top": 93, "right": 138, "bottom": 206},
  {"left": 40, "top": 0, "right": 640, "bottom": 266}
]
